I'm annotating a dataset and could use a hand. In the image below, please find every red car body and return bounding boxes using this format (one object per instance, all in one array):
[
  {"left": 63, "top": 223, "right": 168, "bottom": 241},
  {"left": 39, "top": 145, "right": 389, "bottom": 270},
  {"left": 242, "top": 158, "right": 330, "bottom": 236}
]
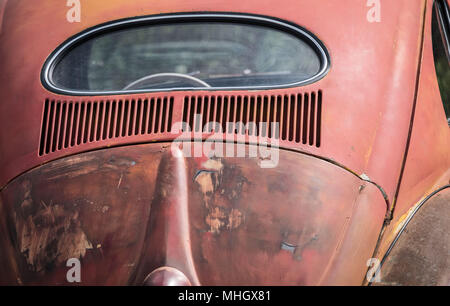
[{"left": 0, "top": 0, "right": 448, "bottom": 285}]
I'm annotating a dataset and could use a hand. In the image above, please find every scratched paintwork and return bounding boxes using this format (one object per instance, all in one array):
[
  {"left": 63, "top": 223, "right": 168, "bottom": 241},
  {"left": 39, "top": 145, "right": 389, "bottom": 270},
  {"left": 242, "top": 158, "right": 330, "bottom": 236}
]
[
  {"left": 0, "top": 0, "right": 448, "bottom": 286},
  {"left": 0, "top": 143, "right": 386, "bottom": 285},
  {"left": 0, "top": 0, "right": 428, "bottom": 207}
]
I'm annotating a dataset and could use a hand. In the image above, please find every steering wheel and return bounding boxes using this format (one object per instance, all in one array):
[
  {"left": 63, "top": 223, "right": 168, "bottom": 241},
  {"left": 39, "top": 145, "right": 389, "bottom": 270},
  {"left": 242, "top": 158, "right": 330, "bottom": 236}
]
[{"left": 123, "top": 73, "right": 211, "bottom": 90}]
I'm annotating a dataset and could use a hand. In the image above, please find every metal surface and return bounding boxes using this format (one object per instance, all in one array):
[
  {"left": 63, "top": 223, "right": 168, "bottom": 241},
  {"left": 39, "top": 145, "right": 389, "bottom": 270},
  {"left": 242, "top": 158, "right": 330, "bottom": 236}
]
[
  {"left": 0, "top": 0, "right": 449, "bottom": 286},
  {"left": 143, "top": 267, "right": 192, "bottom": 286},
  {"left": 0, "top": 0, "right": 428, "bottom": 209},
  {"left": 373, "top": 0, "right": 450, "bottom": 267},
  {"left": 0, "top": 143, "right": 386, "bottom": 285}
]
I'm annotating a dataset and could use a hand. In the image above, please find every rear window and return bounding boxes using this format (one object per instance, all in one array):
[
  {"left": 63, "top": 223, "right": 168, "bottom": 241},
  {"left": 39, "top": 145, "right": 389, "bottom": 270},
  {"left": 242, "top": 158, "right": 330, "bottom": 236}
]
[
  {"left": 431, "top": 0, "right": 450, "bottom": 123},
  {"left": 44, "top": 14, "right": 329, "bottom": 95}
]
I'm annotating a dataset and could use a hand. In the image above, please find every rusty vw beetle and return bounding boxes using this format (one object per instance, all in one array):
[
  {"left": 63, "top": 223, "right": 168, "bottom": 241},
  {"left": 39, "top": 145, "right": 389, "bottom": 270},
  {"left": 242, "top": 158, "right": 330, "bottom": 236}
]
[{"left": 0, "top": 0, "right": 449, "bottom": 286}]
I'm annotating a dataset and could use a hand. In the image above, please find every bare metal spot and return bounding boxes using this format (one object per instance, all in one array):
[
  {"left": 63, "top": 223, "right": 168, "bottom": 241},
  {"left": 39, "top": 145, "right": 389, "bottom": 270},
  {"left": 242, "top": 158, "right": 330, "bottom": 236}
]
[
  {"left": 205, "top": 206, "right": 243, "bottom": 234},
  {"left": 117, "top": 174, "right": 123, "bottom": 189},
  {"left": 206, "top": 218, "right": 224, "bottom": 234},
  {"left": 196, "top": 172, "right": 215, "bottom": 196},
  {"left": 14, "top": 182, "right": 93, "bottom": 272},
  {"left": 195, "top": 159, "right": 245, "bottom": 234},
  {"left": 202, "top": 159, "right": 224, "bottom": 172},
  {"left": 227, "top": 209, "right": 243, "bottom": 230}
]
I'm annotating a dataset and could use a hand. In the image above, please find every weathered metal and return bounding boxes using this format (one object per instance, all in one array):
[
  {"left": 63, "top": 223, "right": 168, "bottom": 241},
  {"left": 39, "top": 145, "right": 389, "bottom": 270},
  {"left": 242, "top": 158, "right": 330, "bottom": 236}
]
[
  {"left": 0, "top": 143, "right": 386, "bottom": 285},
  {"left": 0, "top": 0, "right": 427, "bottom": 201},
  {"left": 0, "top": 0, "right": 448, "bottom": 285},
  {"left": 371, "top": 0, "right": 450, "bottom": 283}
]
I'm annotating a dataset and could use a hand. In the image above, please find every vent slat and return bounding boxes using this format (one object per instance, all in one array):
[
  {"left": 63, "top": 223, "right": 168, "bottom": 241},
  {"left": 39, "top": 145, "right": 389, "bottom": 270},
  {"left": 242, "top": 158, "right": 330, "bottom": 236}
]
[
  {"left": 72, "top": 103, "right": 79, "bottom": 147},
  {"left": 79, "top": 102, "right": 86, "bottom": 145},
  {"left": 65, "top": 103, "right": 73, "bottom": 148},
  {"left": 116, "top": 100, "right": 123, "bottom": 138},
  {"left": 39, "top": 96, "right": 175, "bottom": 156},
  {"left": 39, "top": 92, "right": 321, "bottom": 156},
  {"left": 302, "top": 94, "right": 309, "bottom": 144},
  {"left": 59, "top": 103, "right": 67, "bottom": 150},
  {"left": 47, "top": 101, "right": 55, "bottom": 153},
  {"left": 39, "top": 100, "right": 49, "bottom": 156},
  {"left": 110, "top": 101, "right": 117, "bottom": 139},
  {"left": 309, "top": 92, "right": 316, "bottom": 146},
  {"left": 55, "top": 102, "right": 63, "bottom": 150},
  {"left": 316, "top": 91, "right": 323, "bottom": 147},
  {"left": 135, "top": 99, "right": 142, "bottom": 135},
  {"left": 103, "top": 101, "right": 110, "bottom": 140},
  {"left": 97, "top": 102, "right": 104, "bottom": 141},
  {"left": 182, "top": 91, "right": 323, "bottom": 148}
]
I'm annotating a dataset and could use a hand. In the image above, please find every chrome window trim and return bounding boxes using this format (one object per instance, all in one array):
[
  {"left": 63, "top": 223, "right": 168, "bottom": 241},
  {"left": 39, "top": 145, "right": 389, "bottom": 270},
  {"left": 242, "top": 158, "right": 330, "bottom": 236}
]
[{"left": 42, "top": 12, "right": 331, "bottom": 96}]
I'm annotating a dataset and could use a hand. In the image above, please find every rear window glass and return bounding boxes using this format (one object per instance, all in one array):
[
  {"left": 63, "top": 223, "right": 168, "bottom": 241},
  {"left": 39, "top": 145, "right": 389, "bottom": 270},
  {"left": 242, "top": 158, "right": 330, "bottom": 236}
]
[
  {"left": 431, "top": 0, "right": 450, "bottom": 123},
  {"left": 45, "top": 15, "right": 329, "bottom": 94}
]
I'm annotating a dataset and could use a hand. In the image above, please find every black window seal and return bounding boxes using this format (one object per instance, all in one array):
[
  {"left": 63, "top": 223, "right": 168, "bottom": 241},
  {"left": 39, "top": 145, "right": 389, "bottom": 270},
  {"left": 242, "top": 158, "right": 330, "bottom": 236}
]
[{"left": 41, "top": 12, "right": 331, "bottom": 96}]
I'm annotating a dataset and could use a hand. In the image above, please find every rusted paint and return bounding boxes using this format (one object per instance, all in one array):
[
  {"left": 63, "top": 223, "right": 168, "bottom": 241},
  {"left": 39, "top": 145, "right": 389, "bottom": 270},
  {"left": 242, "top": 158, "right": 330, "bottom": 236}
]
[
  {"left": 373, "top": 0, "right": 450, "bottom": 267},
  {"left": 0, "top": 0, "right": 448, "bottom": 286},
  {"left": 131, "top": 146, "right": 200, "bottom": 286},
  {"left": 194, "top": 160, "right": 246, "bottom": 234},
  {"left": 186, "top": 146, "right": 386, "bottom": 285},
  {"left": 0, "top": 143, "right": 387, "bottom": 285},
  {"left": 0, "top": 0, "right": 429, "bottom": 212},
  {"left": 1, "top": 145, "right": 164, "bottom": 285},
  {"left": 15, "top": 184, "right": 94, "bottom": 272}
]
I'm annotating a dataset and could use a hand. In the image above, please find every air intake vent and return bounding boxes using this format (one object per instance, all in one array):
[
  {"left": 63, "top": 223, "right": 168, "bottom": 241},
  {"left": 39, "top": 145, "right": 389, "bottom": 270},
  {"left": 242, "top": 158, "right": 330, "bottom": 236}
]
[
  {"left": 182, "top": 91, "right": 322, "bottom": 147},
  {"left": 39, "top": 97, "right": 174, "bottom": 156}
]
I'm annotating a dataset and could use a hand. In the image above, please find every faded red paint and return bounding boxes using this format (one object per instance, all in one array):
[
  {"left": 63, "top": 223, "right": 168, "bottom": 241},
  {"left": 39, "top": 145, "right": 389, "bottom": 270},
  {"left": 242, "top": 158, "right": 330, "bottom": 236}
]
[
  {"left": 373, "top": 0, "right": 450, "bottom": 271},
  {"left": 0, "top": 143, "right": 386, "bottom": 285},
  {"left": 0, "top": 0, "right": 428, "bottom": 202},
  {"left": 0, "top": 0, "right": 448, "bottom": 285}
]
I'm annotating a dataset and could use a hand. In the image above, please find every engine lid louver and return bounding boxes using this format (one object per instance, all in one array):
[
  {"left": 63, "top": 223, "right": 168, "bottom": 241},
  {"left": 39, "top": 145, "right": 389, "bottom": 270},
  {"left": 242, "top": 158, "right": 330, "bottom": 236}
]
[
  {"left": 182, "top": 91, "right": 322, "bottom": 147},
  {"left": 39, "top": 97, "right": 174, "bottom": 156},
  {"left": 39, "top": 90, "right": 322, "bottom": 156}
]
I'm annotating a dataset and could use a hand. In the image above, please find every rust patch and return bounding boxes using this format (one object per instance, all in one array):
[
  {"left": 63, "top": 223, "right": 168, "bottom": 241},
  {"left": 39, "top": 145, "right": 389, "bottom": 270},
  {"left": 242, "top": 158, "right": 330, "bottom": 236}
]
[
  {"left": 202, "top": 159, "right": 224, "bottom": 172},
  {"left": 195, "top": 159, "right": 246, "bottom": 234},
  {"left": 195, "top": 171, "right": 216, "bottom": 202},
  {"left": 228, "top": 208, "right": 243, "bottom": 230},
  {"left": 205, "top": 207, "right": 243, "bottom": 234},
  {"left": 41, "top": 155, "right": 136, "bottom": 181},
  {"left": 14, "top": 180, "right": 93, "bottom": 272}
]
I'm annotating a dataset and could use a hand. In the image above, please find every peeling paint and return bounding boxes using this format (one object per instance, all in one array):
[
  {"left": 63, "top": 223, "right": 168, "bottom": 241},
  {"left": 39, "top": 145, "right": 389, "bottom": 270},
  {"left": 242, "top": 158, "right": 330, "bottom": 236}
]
[
  {"left": 195, "top": 171, "right": 216, "bottom": 198},
  {"left": 14, "top": 181, "right": 93, "bottom": 272},
  {"left": 202, "top": 159, "right": 224, "bottom": 172},
  {"left": 195, "top": 159, "right": 245, "bottom": 234},
  {"left": 205, "top": 207, "right": 243, "bottom": 234}
]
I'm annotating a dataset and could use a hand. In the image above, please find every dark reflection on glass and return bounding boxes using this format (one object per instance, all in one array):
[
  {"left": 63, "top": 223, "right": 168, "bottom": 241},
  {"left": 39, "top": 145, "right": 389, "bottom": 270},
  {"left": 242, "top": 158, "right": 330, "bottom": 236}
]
[
  {"left": 431, "top": 2, "right": 450, "bottom": 121},
  {"left": 52, "top": 22, "right": 322, "bottom": 91}
]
